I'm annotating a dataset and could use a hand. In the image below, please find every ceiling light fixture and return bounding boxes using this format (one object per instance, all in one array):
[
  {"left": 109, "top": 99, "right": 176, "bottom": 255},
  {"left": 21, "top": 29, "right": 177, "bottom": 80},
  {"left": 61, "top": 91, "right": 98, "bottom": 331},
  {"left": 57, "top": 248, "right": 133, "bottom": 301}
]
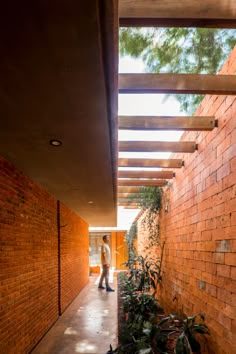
[
  {"left": 50, "top": 139, "right": 62, "bottom": 147},
  {"left": 88, "top": 201, "right": 94, "bottom": 204}
]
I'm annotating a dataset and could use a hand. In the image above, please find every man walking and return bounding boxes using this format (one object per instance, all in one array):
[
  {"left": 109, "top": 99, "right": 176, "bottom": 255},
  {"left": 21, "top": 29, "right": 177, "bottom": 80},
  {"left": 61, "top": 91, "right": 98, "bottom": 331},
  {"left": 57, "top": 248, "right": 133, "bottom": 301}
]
[{"left": 98, "top": 235, "right": 115, "bottom": 292}]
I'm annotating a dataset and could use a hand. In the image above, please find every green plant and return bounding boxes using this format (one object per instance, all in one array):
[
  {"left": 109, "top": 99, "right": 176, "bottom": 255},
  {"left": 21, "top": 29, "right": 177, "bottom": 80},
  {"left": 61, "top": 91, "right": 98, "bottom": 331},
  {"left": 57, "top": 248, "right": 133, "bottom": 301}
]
[
  {"left": 116, "top": 270, "right": 162, "bottom": 354},
  {"left": 126, "top": 221, "right": 137, "bottom": 260},
  {"left": 136, "top": 186, "right": 163, "bottom": 246},
  {"left": 177, "top": 313, "right": 210, "bottom": 354},
  {"left": 125, "top": 254, "right": 162, "bottom": 295},
  {"left": 155, "top": 313, "right": 210, "bottom": 354},
  {"left": 116, "top": 271, "right": 210, "bottom": 354},
  {"left": 124, "top": 291, "right": 162, "bottom": 323}
]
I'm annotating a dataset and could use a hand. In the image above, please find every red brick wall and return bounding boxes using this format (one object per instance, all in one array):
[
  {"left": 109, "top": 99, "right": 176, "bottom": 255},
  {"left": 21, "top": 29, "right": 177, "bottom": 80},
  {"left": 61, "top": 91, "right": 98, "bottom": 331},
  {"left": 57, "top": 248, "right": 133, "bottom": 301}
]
[
  {"left": 0, "top": 156, "right": 89, "bottom": 353},
  {"left": 156, "top": 47, "right": 236, "bottom": 354},
  {"left": 60, "top": 203, "right": 89, "bottom": 313}
]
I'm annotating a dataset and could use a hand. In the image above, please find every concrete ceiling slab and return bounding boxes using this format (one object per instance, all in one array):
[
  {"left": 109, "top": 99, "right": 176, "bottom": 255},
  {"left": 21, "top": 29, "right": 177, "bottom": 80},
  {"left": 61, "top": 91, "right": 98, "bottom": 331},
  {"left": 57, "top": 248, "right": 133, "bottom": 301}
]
[{"left": 0, "top": 1, "right": 118, "bottom": 226}]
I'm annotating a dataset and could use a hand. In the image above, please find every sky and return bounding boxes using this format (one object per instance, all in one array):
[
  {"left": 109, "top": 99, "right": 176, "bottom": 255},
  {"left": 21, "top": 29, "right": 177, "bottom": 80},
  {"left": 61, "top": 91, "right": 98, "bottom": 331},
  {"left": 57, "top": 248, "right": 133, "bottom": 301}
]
[
  {"left": 118, "top": 56, "right": 184, "bottom": 160},
  {"left": 90, "top": 56, "right": 183, "bottom": 232},
  {"left": 117, "top": 56, "right": 184, "bottom": 229}
]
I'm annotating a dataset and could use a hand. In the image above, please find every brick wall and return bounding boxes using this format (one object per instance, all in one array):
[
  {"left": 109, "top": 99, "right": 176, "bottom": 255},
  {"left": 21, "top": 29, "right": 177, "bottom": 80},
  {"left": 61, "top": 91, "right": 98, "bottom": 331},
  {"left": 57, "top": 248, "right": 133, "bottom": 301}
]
[
  {"left": 60, "top": 203, "right": 89, "bottom": 313},
  {"left": 156, "top": 47, "right": 236, "bottom": 354},
  {"left": 0, "top": 156, "right": 89, "bottom": 353}
]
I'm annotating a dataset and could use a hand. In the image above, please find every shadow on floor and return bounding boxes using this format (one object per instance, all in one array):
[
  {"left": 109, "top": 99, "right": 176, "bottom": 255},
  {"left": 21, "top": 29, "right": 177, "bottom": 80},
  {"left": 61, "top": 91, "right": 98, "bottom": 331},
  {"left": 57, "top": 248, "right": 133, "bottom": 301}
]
[{"left": 31, "top": 276, "right": 117, "bottom": 354}]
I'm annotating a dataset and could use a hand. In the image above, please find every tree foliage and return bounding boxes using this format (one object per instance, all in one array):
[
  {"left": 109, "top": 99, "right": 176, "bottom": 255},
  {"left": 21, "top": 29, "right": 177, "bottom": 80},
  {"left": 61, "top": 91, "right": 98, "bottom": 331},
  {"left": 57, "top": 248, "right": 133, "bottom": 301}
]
[{"left": 120, "top": 27, "right": 236, "bottom": 114}]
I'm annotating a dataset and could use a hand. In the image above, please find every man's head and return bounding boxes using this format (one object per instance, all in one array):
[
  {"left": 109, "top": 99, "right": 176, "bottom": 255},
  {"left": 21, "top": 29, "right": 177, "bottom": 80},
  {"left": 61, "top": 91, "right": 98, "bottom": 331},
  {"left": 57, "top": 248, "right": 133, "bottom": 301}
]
[{"left": 103, "top": 235, "right": 109, "bottom": 243}]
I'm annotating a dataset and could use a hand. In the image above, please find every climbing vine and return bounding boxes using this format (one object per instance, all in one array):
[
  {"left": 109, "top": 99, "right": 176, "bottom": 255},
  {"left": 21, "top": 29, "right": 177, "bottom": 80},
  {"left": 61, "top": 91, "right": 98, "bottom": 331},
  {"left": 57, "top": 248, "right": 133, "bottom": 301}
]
[
  {"left": 137, "top": 186, "right": 163, "bottom": 248},
  {"left": 125, "top": 186, "right": 163, "bottom": 259}
]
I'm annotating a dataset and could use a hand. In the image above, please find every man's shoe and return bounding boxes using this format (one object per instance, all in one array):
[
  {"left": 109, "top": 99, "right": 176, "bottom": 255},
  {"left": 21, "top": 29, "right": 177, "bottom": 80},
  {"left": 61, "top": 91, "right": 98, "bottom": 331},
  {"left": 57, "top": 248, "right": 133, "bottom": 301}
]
[
  {"left": 98, "top": 285, "right": 105, "bottom": 289},
  {"left": 106, "top": 287, "right": 115, "bottom": 292}
]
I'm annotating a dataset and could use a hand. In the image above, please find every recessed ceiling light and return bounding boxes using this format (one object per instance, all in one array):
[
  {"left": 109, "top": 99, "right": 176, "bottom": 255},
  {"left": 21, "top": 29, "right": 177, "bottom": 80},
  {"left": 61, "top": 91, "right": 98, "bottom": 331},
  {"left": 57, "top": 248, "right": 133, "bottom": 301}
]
[
  {"left": 88, "top": 201, "right": 94, "bottom": 204},
  {"left": 50, "top": 139, "right": 62, "bottom": 147}
]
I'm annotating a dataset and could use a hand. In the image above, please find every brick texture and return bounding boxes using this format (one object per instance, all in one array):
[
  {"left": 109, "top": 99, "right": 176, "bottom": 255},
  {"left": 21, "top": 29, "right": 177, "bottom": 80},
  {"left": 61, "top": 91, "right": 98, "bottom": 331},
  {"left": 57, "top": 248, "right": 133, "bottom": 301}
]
[
  {"left": 137, "top": 46, "right": 236, "bottom": 354},
  {"left": 0, "top": 156, "right": 89, "bottom": 353},
  {"left": 60, "top": 203, "right": 89, "bottom": 313}
]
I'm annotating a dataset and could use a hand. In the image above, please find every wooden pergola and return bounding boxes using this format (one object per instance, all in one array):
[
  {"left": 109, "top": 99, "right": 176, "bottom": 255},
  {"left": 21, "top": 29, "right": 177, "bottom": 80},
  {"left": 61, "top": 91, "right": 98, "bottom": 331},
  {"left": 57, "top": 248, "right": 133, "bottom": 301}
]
[{"left": 117, "top": 0, "right": 236, "bottom": 207}]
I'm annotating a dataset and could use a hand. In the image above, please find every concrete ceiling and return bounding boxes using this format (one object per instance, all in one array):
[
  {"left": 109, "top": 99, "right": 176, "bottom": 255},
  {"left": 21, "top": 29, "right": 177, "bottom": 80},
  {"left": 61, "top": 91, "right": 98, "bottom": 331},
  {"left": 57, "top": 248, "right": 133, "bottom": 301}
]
[{"left": 0, "top": 1, "right": 118, "bottom": 226}]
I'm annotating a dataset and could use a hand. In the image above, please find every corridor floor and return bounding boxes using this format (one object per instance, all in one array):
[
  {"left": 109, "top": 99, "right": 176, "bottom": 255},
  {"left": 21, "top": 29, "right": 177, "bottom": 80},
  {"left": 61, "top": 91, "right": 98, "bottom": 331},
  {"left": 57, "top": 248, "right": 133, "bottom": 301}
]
[{"left": 31, "top": 276, "right": 117, "bottom": 354}]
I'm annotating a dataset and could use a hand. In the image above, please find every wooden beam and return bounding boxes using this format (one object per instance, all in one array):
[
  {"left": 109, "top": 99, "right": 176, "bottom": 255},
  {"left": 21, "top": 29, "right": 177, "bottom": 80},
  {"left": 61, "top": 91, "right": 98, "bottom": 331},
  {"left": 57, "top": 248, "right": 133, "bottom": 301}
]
[
  {"left": 119, "top": 170, "right": 174, "bottom": 179},
  {"left": 118, "top": 179, "right": 167, "bottom": 186},
  {"left": 119, "top": 158, "right": 183, "bottom": 168},
  {"left": 118, "top": 193, "right": 140, "bottom": 198},
  {"left": 120, "top": 18, "right": 236, "bottom": 28},
  {"left": 119, "top": 141, "right": 197, "bottom": 153},
  {"left": 119, "top": 0, "right": 236, "bottom": 28},
  {"left": 119, "top": 74, "right": 236, "bottom": 95},
  {"left": 119, "top": 116, "right": 216, "bottom": 131},
  {"left": 118, "top": 186, "right": 141, "bottom": 193},
  {"left": 118, "top": 198, "right": 140, "bottom": 202},
  {"left": 118, "top": 204, "right": 141, "bottom": 209}
]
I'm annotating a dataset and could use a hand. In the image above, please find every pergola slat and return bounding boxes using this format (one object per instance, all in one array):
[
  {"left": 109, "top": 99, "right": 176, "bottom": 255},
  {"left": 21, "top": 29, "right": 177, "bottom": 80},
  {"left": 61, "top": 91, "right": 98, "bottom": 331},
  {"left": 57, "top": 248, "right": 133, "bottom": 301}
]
[
  {"left": 120, "top": 18, "right": 236, "bottom": 28},
  {"left": 119, "top": 141, "right": 197, "bottom": 153},
  {"left": 119, "top": 0, "right": 236, "bottom": 28},
  {"left": 119, "top": 74, "right": 236, "bottom": 95},
  {"left": 118, "top": 197, "right": 140, "bottom": 202},
  {"left": 119, "top": 170, "right": 174, "bottom": 179},
  {"left": 118, "top": 193, "right": 140, "bottom": 198},
  {"left": 119, "top": 116, "right": 216, "bottom": 131},
  {"left": 119, "top": 158, "right": 183, "bottom": 168},
  {"left": 118, "top": 186, "right": 141, "bottom": 193},
  {"left": 118, "top": 179, "right": 167, "bottom": 186},
  {"left": 118, "top": 204, "right": 140, "bottom": 209}
]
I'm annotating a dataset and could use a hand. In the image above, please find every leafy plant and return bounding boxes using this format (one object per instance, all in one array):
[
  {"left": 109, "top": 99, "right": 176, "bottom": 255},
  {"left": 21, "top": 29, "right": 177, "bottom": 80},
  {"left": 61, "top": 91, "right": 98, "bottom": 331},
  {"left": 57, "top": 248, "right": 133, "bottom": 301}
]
[
  {"left": 113, "top": 271, "right": 210, "bottom": 354},
  {"left": 125, "top": 254, "right": 162, "bottom": 294},
  {"left": 126, "top": 221, "right": 137, "bottom": 260},
  {"left": 115, "top": 269, "right": 163, "bottom": 354},
  {"left": 155, "top": 313, "right": 210, "bottom": 354},
  {"left": 176, "top": 313, "right": 210, "bottom": 353}
]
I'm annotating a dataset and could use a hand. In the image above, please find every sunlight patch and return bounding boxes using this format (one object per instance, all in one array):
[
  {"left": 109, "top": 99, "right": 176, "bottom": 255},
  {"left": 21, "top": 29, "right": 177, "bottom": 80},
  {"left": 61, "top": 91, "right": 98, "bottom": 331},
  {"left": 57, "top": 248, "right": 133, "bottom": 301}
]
[
  {"left": 75, "top": 340, "right": 97, "bottom": 353},
  {"left": 64, "top": 327, "right": 78, "bottom": 335}
]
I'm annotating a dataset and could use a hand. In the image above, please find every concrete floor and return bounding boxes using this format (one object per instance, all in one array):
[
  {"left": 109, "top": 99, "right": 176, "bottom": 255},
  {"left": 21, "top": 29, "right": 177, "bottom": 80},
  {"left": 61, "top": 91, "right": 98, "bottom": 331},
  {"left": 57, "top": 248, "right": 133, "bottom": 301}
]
[{"left": 32, "top": 276, "right": 117, "bottom": 354}]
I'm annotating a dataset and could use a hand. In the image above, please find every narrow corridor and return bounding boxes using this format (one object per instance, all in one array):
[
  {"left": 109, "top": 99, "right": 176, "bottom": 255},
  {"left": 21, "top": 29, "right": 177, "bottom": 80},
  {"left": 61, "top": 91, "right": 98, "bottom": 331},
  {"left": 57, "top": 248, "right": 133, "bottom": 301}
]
[{"left": 31, "top": 276, "right": 117, "bottom": 354}]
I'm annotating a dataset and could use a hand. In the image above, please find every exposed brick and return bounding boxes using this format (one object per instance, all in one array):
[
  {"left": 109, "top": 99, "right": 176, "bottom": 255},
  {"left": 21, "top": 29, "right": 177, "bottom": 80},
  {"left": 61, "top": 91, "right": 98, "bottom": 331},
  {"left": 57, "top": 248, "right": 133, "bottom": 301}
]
[
  {"left": 217, "top": 287, "right": 234, "bottom": 306},
  {"left": 230, "top": 156, "right": 236, "bottom": 172},
  {"left": 205, "top": 217, "right": 217, "bottom": 230},
  {"left": 223, "top": 278, "right": 236, "bottom": 293},
  {"left": 205, "top": 261, "right": 217, "bottom": 275},
  {"left": 225, "top": 226, "right": 236, "bottom": 240},
  {"left": 225, "top": 253, "right": 236, "bottom": 266},
  {"left": 0, "top": 156, "right": 89, "bottom": 353},
  {"left": 215, "top": 239, "right": 231, "bottom": 253},
  {"left": 206, "top": 283, "right": 217, "bottom": 297},
  {"left": 213, "top": 252, "right": 225, "bottom": 264},
  {"left": 231, "top": 267, "right": 236, "bottom": 280},
  {"left": 201, "top": 230, "right": 212, "bottom": 241},
  {"left": 217, "top": 312, "right": 232, "bottom": 330},
  {"left": 212, "top": 227, "right": 229, "bottom": 241},
  {"left": 198, "top": 280, "right": 206, "bottom": 290},
  {"left": 217, "top": 264, "right": 230, "bottom": 278},
  {"left": 217, "top": 134, "right": 231, "bottom": 157},
  {"left": 222, "top": 171, "right": 236, "bottom": 190},
  {"left": 156, "top": 47, "right": 236, "bottom": 354},
  {"left": 231, "top": 211, "right": 236, "bottom": 226},
  {"left": 216, "top": 214, "right": 231, "bottom": 228}
]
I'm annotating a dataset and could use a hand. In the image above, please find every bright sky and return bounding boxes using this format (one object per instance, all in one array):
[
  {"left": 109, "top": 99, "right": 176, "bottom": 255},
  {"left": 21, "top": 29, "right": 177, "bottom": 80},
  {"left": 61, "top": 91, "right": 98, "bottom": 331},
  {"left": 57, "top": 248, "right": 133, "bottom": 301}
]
[
  {"left": 117, "top": 56, "right": 184, "bottom": 229},
  {"left": 90, "top": 56, "right": 184, "bottom": 232}
]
